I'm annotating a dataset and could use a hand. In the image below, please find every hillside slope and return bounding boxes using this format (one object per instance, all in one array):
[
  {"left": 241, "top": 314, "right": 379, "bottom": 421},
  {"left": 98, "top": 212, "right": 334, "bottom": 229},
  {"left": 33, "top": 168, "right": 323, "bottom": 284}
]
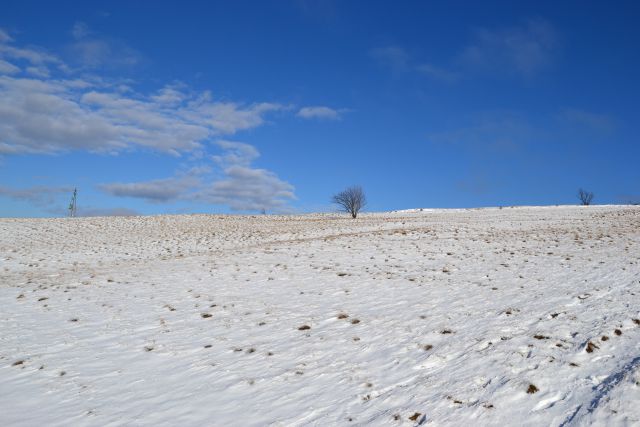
[{"left": 1, "top": 206, "right": 639, "bottom": 426}]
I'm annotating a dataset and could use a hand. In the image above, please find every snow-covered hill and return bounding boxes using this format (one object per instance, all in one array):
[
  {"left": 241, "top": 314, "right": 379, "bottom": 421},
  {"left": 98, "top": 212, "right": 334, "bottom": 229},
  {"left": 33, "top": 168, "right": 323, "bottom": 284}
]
[{"left": 1, "top": 206, "right": 639, "bottom": 426}]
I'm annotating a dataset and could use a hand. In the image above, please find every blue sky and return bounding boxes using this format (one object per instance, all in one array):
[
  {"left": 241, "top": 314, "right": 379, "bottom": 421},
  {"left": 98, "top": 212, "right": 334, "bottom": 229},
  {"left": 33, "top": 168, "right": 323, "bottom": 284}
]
[{"left": 1, "top": 1, "right": 639, "bottom": 216}]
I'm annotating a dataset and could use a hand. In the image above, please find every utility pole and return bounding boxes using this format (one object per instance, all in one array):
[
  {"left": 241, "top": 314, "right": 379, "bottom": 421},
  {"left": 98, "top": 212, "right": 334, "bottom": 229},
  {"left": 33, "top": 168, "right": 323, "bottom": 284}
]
[{"left": 68, "top": 188, "right": 77, "bottom": 217}]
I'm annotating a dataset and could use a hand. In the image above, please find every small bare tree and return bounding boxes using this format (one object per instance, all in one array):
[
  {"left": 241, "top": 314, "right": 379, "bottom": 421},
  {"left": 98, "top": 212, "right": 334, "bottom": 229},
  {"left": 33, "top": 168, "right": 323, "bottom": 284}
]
[
  {"left": 333, "top": 186, "right": 366, "bottom": 218},
  {"left": 578, "top": 188, "right": 594, "bottom": 206}
]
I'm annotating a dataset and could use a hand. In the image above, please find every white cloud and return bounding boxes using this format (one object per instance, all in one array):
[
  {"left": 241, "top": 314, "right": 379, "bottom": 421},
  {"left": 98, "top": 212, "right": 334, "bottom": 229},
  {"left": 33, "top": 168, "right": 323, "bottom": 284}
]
[
  {"left": 150, "top": 85, "right": 187, "bottom": 105},
  {"left": 0, "top": 59, "right": 19, "bottom": 74},
  {"left": 193, "top": 165, "right": 295, "bottom": 212},
  {"left": 0, "top": 74, "right": 285, "bottom": 155},
  {"left": 99, "top": 140, "right": 295, "bottom": 212},
  {"left": 1, "top": 29, "right": 297, "bottom": 213},
  {"left": 100, "top": 176, "right": 200, "bottom": 203},
  {"left": 212, "top": 140, "right": 260, "bottom": 166},
  {"left": 297, "top": 106, "right": 344, "bottom": 120},
  {"left": 0, "top": 29, "right": 61, "bottom": 68},
  {"left": 181, "top": 94, "right": 283, "bottom": 134},
  {"left": 25, "top": 66, "right": 49, "bottom": 78},
  {"left": 0, "top": 30, "right": 342, "bottom": 157}
]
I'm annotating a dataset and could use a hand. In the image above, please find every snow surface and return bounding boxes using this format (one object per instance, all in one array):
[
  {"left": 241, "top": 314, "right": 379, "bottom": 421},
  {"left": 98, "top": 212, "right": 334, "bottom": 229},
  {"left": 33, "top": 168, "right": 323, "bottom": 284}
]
[{"left": 1, "top": 205, "right": 639, "bottom": 426}]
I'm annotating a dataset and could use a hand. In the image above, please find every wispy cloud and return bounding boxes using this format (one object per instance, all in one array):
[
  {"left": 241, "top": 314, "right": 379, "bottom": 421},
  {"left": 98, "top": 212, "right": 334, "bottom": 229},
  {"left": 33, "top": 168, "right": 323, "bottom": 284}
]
[
  {"left": 0, "top": 31, "right": 62, "bottom": 69},
  {"left": 71, "top": 22, "right": 91, "bottom": 40},
  {"left": 0, "top": 28, "right": 12, "bottom": 44},
  {"left": 0, "top": 183, "right": 144, "bottom": 217},
  {"left": 415, "top": 63, "right": 459, "bottom": 82},
  {"left": 99, "top": 140, "right": 296, "bottom": 212},
  {"left": 297, "top": 106, "right": 346, "bottom": 120},
  {"left": 459, "top": 19, "right": 558, "bottom": 77},
  {"left": 0, "top": 59, "right": 19, "bottom": 74},
  {"left": 428, "top": 107, "right": 618, "bottom": 154},
  {"left": 373, "top": 19, "right": 558, "bottom": 82},
  {"left": 370, "top": 46, "right": 410, "bottom": 72},
  {"left": 0, "top": 185, "right": 74, "bottom": 206},
  {"left": 428, "top": 111, "right": 532, "bottom": 152},
  {"left": 68, "top": 21, "right": 142, "bottom": 69},
  {"left": 558, "top": 108, "right": 616, "bottom": 133},
  {"left": 371, "top": 45, "right": 458, "bottom": 82}
]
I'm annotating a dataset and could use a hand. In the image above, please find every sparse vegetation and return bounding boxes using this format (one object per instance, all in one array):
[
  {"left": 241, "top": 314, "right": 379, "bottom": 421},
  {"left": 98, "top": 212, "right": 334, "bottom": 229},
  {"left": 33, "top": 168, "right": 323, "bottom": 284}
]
[{"left": 2, "top": 205, "right": 639, "bottom": 425}]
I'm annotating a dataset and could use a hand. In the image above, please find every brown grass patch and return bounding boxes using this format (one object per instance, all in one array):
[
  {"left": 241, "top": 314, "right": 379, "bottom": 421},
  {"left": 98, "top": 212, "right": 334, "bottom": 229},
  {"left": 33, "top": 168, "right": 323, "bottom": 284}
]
[{"left": 586, "top": 341, "right": 599, "bottom": 353}]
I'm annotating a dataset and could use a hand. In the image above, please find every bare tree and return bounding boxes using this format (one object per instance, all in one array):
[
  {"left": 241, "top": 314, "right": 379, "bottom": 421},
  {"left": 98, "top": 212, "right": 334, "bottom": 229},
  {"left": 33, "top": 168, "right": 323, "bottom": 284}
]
[
  {"left": 578, "top": 188, "right": 594, "bottom": 206},
  {"left": 333, "top": 186, "right": 366, "bottom": 218}
]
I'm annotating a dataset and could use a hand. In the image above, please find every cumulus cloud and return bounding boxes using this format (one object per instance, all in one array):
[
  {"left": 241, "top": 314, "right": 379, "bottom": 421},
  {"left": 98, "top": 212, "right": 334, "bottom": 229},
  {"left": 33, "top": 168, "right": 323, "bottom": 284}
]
[
  {"left": 0, "top": 29, "right": 289, "bottom": 156},
  {"left": 0, "top": 76, "right": 284, "bottom": 155},
  {"left": 297, "top": 106, "right": 344, "bottom": 120},
  {"left": 212, "top": 140, "right": 260, "bottom": 166},
  {"left": 99, "top": 140, "right": 295, "bottom": 212},
  {"left": 193, "top": 141, "right": 295, "bottom": 211},
  {"left": 1, "top": 29, "right": 298, "bottom": 214},
  {"left": 193, "top": 165, "right": 295, "bottom": 212}
]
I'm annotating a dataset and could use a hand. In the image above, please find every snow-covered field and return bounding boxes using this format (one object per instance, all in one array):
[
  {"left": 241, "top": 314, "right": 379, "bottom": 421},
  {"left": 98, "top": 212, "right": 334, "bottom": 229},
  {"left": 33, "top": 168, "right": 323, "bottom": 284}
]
[{"left": 1, "top": 205, "right": 639, "bottom": 426}]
